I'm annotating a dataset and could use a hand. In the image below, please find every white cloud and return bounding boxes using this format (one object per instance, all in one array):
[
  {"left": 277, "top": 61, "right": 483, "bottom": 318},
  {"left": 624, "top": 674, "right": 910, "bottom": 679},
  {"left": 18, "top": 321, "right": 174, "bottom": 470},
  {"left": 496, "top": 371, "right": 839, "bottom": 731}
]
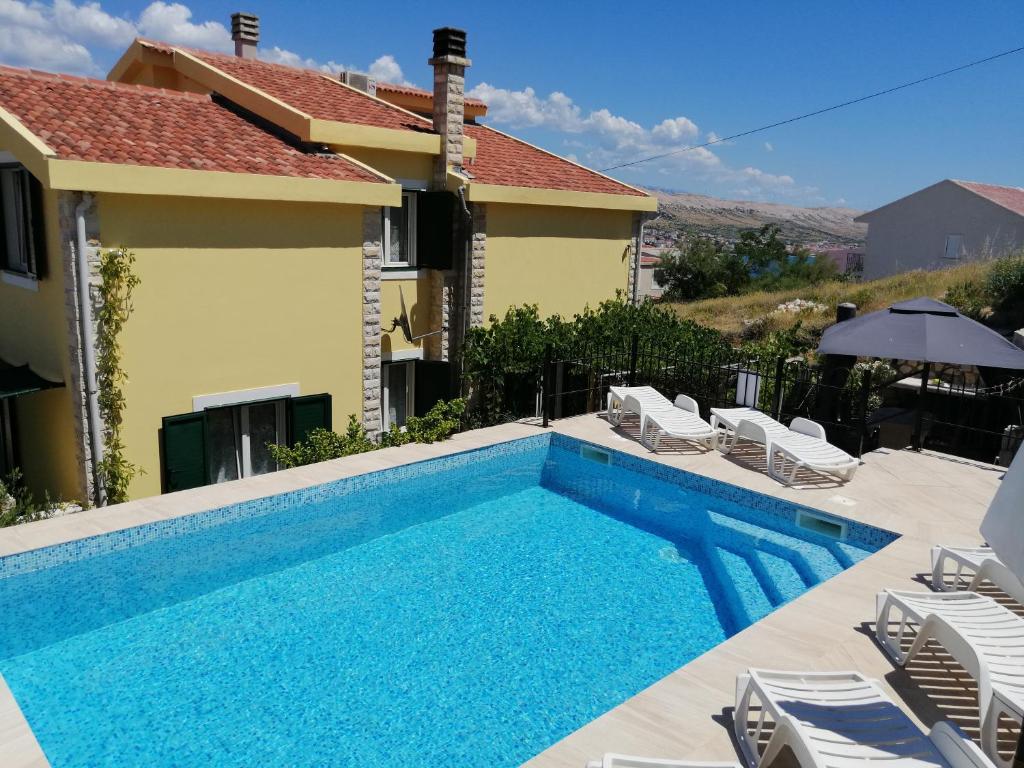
[
  {"left": 136, "top": 2, "right": 231, "bottom": 52},
  {"left": 368, "top": 54, "right": 413, "bottom": 85},
  {"left": 0, "top": 24, "right": 94, "bottom": 73},
  {"left": 764, "top": 141, "right": 774, "bottom": 152},
  {"left": 469, "top": 81, "right": 812, "bottom": 200},
  {"left": 53, "top": 0, "right": 135, "bottom": 48}
]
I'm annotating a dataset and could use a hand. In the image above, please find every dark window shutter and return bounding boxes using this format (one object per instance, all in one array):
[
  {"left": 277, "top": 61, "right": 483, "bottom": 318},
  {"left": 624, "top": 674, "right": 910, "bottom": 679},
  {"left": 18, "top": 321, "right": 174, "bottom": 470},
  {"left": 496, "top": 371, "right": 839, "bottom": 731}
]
[
  {"left": 26, "top": 172, "right": 46, "bottom": 278},
  {"left": 415, "top": 191, "right": 455, "bottom": 270},
  {"left": 161, "top": 412, "right": 207, "bottom": 493},
  {"left": 414, "top": 361, "right": 452, "bottom": 416},
  {"left": 288, "top": 393, "right": 332, "bottom": 445},
  {"left": 0, "top": 173, "right": 8, "bottom": 270}
]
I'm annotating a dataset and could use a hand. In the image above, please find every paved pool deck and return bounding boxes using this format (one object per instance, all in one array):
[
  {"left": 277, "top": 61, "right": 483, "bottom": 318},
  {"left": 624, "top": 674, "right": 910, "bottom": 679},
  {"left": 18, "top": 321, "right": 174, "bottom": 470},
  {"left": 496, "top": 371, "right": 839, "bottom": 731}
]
[{"left": 0, "top": 414, "right": 1011, "bottom": 767}]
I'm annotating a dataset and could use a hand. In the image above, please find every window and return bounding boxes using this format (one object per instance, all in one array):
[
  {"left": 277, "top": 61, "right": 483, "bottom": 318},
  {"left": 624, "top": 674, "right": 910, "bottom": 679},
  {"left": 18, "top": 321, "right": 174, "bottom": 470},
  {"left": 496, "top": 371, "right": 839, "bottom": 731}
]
[
  {"left": 0, "top": 165, "right": 44, "bottom": 277},
  {"left": 382, "top": 361, "right": 415, "bottom": 430},
  {"left": 382, "top": 191, "right": 417, "bottom": 267},
  {"left": 160, "top": 393, "right": 332, "bottom": 493},
  {"left": 944, "top": 234, "right": 964, "bottom": 261},
  {"left": 206, "top": 400, "right": 286, "bottom": 484}
]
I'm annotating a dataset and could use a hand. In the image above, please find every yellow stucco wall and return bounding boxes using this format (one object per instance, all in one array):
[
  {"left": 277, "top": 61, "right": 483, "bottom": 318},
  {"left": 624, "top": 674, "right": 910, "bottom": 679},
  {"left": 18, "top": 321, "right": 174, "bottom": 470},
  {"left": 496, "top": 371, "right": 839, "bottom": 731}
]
[
  {"left": 483, "top": 204, "right": 634, "bottom": 320},
  {"left": 99, "top": 193, "right": 366, "bottom": 499},
  {"left": 0, "top": 186, "right": 82, "bottom": 501},
  {"left": 343, "top": 149, "right": 434, "bottom": 185},
  {"left": 380, "top": 274, "right": 434, "bottom": 359}
]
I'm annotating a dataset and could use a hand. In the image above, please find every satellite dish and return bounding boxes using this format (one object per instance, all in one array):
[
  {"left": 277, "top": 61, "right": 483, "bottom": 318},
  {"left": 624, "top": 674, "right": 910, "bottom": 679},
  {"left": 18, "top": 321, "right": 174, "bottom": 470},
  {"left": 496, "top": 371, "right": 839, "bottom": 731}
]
[{"left": 384, "top": 285, "right": 444, "bottom": 344}]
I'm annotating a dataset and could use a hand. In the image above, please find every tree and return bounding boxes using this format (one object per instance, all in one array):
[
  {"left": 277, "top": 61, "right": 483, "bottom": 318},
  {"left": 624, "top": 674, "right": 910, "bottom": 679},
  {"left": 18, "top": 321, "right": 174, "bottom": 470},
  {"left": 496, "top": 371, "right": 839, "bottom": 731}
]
[
  {"left": 655, "top": 237, "right": 749, "bottom": 301},
  {"left": 734, "top": 223, "right": 788, "bottom": 272}
]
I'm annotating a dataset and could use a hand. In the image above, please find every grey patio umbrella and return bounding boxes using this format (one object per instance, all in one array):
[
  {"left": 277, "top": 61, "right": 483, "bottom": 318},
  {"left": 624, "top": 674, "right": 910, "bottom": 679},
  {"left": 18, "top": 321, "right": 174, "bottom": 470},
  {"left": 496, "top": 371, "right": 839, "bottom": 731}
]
[
  {"left": 979, "top": 447, "right": 1024, "bottom": 768},
  {"left": 817, "top": 298, "right": 1024, "bottom": 450},
  {"left": 817, "top": 298, "right": 1024, "bottom": 369}
]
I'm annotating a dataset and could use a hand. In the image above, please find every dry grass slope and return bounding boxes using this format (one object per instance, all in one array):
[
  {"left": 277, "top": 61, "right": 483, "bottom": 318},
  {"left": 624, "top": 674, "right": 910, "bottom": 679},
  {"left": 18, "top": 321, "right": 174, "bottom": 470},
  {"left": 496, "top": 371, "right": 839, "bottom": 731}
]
[{"left": 668, "top": 261, "right": 995, "bottom": 340}]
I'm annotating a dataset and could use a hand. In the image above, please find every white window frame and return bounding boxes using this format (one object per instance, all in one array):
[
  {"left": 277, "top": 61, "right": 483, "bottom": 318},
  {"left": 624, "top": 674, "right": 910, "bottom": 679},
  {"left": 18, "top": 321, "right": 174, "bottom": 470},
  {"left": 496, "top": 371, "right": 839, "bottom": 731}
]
[
  {"left": 944, "top": 234, "right": 965, "bottom": 261},
  {"left": 238, "top": 400, "right": 287, "bottom": 478},
  {"left": 381, "top": 360, "right": 416, "bottom": 431},
  {"left": 382, "top": 191, "right": 417, "bottom": 268}
]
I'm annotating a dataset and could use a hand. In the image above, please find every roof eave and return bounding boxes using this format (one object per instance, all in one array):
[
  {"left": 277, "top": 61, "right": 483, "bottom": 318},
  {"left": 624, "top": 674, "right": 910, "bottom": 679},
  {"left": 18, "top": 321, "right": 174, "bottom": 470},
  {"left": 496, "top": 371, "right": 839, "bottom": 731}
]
[{"left": 466, "top": 182, "right": 657, "bottom": 212}]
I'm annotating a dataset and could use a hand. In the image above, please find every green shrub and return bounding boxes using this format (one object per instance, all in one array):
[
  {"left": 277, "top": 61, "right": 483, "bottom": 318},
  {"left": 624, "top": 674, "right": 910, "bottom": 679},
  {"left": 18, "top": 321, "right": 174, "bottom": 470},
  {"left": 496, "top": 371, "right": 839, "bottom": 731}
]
[
  {"left": 0, "top": 469, "right": 52, "bottom": 527},
  {"left": 944, "top": 280, "right": 989, "bottom": 319},
  {"left": 380, "top": 398, "right": 466, "bottom": 447},
  {"left": 268, "top": 415, "right": 376, "bottom": 469},
  {"left": 986, "top": 254, "right": 1024, "bottom": 310}
]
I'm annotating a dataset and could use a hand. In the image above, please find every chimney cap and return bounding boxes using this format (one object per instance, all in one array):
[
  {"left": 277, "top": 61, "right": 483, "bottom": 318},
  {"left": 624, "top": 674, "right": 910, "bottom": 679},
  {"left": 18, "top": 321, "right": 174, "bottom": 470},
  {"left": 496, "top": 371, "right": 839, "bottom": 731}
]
[
  {"left": 432, "top": 27, "right": 467, "bottom": 60},
  {"left": 231, "top": 11, "right": 259, "bottom": 42}
]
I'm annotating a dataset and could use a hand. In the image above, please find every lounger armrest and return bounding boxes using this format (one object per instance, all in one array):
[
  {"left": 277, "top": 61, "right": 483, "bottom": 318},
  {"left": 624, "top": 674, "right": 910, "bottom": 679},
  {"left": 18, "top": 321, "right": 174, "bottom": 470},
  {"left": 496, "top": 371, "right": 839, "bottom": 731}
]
[
  {"left": 788, "top": 417, "right": 825, "bottom": 440},
  {"left": 674, "top": 394, "right": 699, "bottom": 415},
  {"left": 928, "top": 720, "right": 995, "bottom": 768}
]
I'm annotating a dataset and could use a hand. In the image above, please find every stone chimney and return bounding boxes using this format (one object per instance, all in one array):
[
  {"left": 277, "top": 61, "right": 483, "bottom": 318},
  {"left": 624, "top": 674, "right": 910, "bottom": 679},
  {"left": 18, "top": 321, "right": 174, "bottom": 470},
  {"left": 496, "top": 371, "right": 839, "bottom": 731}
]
[
  {"left": 231, "top": 12, "right": 259, "bottom": 59},
  {"left": 429, "top": 27, "right": 470, "bottom": 187}
]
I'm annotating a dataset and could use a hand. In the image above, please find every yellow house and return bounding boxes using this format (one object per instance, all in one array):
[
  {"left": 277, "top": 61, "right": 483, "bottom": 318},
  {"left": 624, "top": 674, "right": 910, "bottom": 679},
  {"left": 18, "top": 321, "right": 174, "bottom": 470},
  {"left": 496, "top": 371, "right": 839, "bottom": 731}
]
[{"left": 0, "top": 16, "right": 655, "bottom": 504}]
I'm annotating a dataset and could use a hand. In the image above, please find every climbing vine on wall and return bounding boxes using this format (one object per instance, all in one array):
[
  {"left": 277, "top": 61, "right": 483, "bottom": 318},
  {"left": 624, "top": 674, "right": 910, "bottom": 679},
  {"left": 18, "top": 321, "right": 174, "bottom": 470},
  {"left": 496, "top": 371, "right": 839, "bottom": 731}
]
[{"left": 95, "top": 247, "right": 141, "bottom": 504}]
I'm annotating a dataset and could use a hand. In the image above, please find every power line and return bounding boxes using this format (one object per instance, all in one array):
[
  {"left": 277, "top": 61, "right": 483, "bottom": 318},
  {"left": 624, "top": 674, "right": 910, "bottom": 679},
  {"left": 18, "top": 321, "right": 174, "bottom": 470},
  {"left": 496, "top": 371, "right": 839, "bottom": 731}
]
[{"left": 600, "top": 44, "right": 1024, "bottom": 172}]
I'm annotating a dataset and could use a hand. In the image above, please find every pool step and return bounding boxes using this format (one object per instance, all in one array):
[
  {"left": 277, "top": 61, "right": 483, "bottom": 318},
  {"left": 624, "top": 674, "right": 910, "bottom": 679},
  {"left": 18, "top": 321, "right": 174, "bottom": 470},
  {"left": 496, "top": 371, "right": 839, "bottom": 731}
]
[
  {"left": 714, "top": 547, "right": 775, "bottom": 627},
  {"left": 751, "top": 549, "right": 809, "bottom": 605}
]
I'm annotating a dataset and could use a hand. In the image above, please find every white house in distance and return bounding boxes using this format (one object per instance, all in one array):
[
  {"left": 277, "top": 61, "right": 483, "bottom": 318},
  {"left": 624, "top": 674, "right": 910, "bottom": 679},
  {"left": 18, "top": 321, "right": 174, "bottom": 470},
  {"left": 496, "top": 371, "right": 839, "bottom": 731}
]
[{"left": 856, "top": 179, "right": 1024, "bottom": 280}]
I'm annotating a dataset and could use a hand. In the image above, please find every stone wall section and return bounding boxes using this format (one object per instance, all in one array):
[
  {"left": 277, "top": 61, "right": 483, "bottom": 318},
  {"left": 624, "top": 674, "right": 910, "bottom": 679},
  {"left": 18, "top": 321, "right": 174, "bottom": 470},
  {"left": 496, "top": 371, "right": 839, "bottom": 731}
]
[
  {"left": 361, "top": 207, "right": 383, "bottom": 438},
  {"left": 470, "top": 203, "right": 486, "bottom": 328},
  {"left": 59, "top": 191, "right": 102, "bottom": 506}
]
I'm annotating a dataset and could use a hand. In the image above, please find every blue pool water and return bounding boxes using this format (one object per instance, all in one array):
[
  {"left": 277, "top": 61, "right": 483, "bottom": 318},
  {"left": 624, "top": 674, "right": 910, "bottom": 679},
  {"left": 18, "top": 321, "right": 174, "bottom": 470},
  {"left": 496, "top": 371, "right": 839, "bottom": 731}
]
[{"left": 0, "top": 434, "right": 896, "bottom": 767}]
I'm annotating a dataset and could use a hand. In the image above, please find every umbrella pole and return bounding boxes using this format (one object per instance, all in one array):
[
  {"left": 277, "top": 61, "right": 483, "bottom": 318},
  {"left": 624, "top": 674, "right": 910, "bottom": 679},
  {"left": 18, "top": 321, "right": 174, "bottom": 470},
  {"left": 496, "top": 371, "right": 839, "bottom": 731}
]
[{"left": 912, "top": 362, "right": 930, "bottom": 451}]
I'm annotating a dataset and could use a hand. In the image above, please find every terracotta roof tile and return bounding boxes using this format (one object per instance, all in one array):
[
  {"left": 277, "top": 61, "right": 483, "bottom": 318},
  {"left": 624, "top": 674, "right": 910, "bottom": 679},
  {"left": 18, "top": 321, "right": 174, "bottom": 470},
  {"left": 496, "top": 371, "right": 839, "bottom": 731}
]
[
  {"left": 0, "top": 65, "right": 382, "bottom": 182},
  {"left": 464, "top": 124, "right": 646, "bottom": 196},
  {"left": 955, "top": 180, "right": 1024, "bottom": 218},
  {"left": 374, "top": 80, "right": 486, "bottom": 109},
  {"left": 185, "top": 49, "right": 433, "bottom": 133}
]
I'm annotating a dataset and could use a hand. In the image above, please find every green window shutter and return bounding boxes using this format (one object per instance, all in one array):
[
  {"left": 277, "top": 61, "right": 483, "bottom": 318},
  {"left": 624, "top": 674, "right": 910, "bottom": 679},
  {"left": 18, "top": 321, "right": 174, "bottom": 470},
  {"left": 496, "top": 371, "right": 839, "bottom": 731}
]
[
  {"left": 415, "top": 191, "right": 455, "bottom": 270},
  {"left": 288, "top": 393, "right": 332, "bottom": 445},
  {"left": 26, "top": 172, "right": 46, "bottom": 279},
  {"left": 161, "top": 412, "right": 207, "bottom": 493},
  {"left": 414, "top": 361, "right": 452, "bottom": 416}
]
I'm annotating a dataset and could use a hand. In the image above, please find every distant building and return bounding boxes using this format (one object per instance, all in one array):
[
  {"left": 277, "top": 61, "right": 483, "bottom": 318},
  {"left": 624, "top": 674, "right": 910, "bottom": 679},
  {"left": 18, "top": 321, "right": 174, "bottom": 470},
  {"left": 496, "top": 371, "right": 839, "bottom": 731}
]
[
  {"left": 816, "top": 246, "right": 864, "bottom": 278},
  {"left": 856, "top": 180, "right": 1024, "bottom": 281},
  {"left": 637, "top": 249, "right": 666, "bottom": 299}
]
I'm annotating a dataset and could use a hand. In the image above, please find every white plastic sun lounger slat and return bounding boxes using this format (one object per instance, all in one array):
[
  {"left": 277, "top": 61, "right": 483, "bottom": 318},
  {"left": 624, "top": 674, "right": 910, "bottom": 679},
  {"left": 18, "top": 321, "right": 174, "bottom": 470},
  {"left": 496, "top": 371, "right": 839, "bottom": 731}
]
[
  {"left": 585, "top": 757, "right": 740, "bottom": 768},
  {"left": 734, "top": 669, "right": 995, "bottom": 768},
  {"left": 931, "top": 545, "right": 1024, "bottom": 605},
  {"left": 641, "top": 394, "right": 717, "bottom": 451},
  {"left": 875, "top": 590, "right": 1024, "bottom": 765},
  {"left": 607, "top": 386, "right": 670, "bottom": 426}
]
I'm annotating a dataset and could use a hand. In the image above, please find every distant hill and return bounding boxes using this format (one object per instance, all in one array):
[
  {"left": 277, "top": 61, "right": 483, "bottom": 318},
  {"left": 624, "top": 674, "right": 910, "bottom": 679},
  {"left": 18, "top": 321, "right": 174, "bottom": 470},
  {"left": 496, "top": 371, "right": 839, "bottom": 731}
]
[{"left": 643, "top": 188, "right": 867, "bottom": 246}]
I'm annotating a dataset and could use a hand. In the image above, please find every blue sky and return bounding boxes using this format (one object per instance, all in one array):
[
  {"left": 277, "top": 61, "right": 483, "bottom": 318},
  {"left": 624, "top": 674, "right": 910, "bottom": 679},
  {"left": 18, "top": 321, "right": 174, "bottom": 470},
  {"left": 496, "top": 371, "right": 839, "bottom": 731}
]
[{"left": 1, "top": 0, "right": 1022, "bottom": 209}]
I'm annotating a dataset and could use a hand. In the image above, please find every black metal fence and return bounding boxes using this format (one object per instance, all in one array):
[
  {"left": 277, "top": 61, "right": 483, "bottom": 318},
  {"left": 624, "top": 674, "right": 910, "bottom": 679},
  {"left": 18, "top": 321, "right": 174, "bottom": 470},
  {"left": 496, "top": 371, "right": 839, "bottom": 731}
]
[
  {"left": 538, "top": 336, "right": 873, "bottom": 457},
  {"left": 519, "top": 334, "right": 1024, "bottom": 465}
]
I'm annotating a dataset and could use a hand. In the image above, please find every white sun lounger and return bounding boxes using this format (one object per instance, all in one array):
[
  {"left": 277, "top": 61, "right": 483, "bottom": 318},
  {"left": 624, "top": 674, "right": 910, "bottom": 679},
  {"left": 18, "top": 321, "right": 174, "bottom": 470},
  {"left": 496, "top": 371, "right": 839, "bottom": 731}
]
[
  {"left": 607, "top": 386, "right": 671, "bottom": 428},
  {"left": 586, "top": 757, "right": 739, "bottom": 768},
  {"left": 875, "top": 589, "right": 1024, "bottom": 763},
  {"left": 710, "top": 407, "right": 858, "bottom": 485},
  {"left": 734, "top": 668, "right": 994, "bottom": 768},
  {"left": 641, "top": 395, "right": 717, "bottom": 451},
  {"left": 931, "top": 545, "right": 1024, "bottom": 606}
]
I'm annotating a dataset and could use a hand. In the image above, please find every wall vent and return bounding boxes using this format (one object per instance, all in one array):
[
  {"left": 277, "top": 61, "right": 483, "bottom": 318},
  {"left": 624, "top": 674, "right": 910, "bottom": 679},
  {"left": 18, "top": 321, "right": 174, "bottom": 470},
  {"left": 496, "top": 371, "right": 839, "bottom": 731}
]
[
  {"left": 797, "top": 510, "right": 847, "bottom": 540},
  {"left": 580, "top": 444, "right": 611, "bottom": 465}
]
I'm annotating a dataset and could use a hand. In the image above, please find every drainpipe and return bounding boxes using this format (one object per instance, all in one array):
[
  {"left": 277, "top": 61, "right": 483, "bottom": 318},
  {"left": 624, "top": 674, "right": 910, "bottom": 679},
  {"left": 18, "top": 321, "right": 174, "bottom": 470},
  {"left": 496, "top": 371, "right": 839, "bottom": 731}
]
[
  {"left": 632, "top": 214, "right": 644, "bottom": 305},
  {"left": 75, "top": 193, "right": 104, "bottom": 505}
]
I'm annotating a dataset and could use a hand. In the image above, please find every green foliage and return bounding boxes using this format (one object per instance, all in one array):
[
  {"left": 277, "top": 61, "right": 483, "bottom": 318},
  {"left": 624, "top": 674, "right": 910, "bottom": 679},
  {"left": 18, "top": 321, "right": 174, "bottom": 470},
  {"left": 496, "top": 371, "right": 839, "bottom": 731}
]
[
  {"left": 94, "top": 247, "right": 142, "bottom": 505},
  {"left": 752, "top": 246, "right": 840, "bottom": 293},
  {"left": 655, "top": 238, "right": 749, "bottom": 301},
  {"left": 462, "top": 298, "right": 729, "bottom": 425},
  {"left": 380, "top": 398, "right": 466, "bottom": 447},
  {"left": 268, "top": 399, "right": 466, "bottom": 469},
  {"left": 735, "top": 223, "right": 789, "bottom": 272},
  {"left": 268, "top": 415, "right": 376, "bottom": 469},
  {"left": 986, "top": 254, "right": 1024, "bottom": 311},
  {"left": 944, "top": 280, "right": 989, "bottom": 320},
  {"left": 0, "top": 469, "right": 59, "bottom": 527},
  {"left": 843, "top": 359, "right": 898, "bottom": 414}
]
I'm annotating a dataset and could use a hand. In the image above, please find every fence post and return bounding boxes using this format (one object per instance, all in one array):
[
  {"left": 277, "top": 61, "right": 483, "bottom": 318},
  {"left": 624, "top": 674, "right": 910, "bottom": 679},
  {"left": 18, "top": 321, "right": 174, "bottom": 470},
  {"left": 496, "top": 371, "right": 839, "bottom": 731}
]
[
  {"left": 541, "top": 342, "right": 552, "bottom": 428},
  {"left": 856, "top": 367, "right": 872, "bottom": 458},
  {"left": 771, "top": 356, "right": 785, "bottom": 420},
  {"left": 628, "top": 332, "right": 639, "bottom": 387}
]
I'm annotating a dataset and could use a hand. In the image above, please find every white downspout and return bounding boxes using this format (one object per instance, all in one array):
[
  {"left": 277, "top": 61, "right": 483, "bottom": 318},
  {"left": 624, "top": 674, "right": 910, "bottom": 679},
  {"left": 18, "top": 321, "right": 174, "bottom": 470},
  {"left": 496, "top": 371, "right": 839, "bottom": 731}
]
[{"left": 75, "top": 193, "right": 104, "bottom": 505}]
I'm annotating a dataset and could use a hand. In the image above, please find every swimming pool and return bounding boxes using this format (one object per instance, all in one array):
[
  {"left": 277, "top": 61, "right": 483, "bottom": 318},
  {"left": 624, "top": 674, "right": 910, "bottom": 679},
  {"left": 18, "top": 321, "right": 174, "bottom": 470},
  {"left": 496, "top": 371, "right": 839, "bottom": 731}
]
[{"left": 0, "top": 433, "right": 896, "bottom": 767}]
